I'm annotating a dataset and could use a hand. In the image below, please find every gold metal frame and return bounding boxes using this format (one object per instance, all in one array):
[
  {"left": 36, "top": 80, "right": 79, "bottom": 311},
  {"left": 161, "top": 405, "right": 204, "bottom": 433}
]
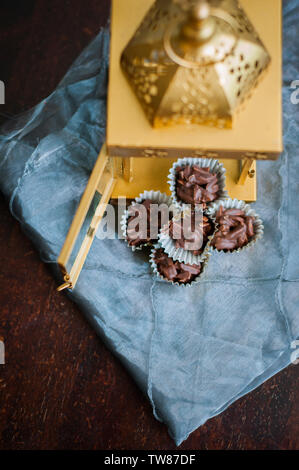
[{"left": 57, "top": 145, "right": 117, "bottom": 291}]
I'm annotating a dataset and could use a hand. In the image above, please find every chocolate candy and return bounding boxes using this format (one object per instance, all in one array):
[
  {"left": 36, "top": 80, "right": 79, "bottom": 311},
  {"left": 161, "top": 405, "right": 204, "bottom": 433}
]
[
  {"left": 175, "top": 165, "right": 219, "bottom": 208},
  {"left": 154, "top": 248, "right": 202, "bottom": 284},
  {"left": 212, "top": 206, "right": 255, "bottom": 251},
  {"left": 169, "top": 212, "right": 214, "bottom": 255},
  {"left": 127, "top": 199, "right": 172, "bottom": 247}
]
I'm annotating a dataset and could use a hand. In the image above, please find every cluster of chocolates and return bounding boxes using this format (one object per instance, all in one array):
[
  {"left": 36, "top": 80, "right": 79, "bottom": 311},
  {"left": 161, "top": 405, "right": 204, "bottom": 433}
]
[
  {"left": 169, "top": 212, "right": 214, "bottom": 256},
  {"left": 212, "top": 207, "right": 255, "bottom": 251},
  {"left": 175, "top": 165, "right": 219, "bottom": 208},
  {"left": 127, "top": 199, "right": 172, "bottom": 248},
  {"left": 123, "top": 159, "right": 261, "bottom": 286},
  {"left": 154, "top": 248, "right": 202, "bottom": 284}
]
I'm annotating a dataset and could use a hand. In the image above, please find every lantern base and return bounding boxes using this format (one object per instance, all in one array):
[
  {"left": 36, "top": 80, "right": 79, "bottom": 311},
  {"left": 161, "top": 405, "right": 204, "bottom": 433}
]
[{"left": 105, "top": 154, "right": 256, "bottom": 202}]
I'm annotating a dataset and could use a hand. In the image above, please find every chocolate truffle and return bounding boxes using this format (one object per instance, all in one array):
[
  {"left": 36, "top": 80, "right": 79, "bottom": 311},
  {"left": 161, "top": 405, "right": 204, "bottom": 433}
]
[
  {"left": 154, "top": 248, "right": 202, "bottom": 284},
  {"left": 175, "top": 165, "right": 219, "bottom": 208},
  {"left": 169, "top": 212, "right": 214, "bottom": 256},
  {"left": 212, "top": 206, "right": 255, "bottom": 251},
  {"left": 126, "top": 199, "right": 172, "bottom": 247}
]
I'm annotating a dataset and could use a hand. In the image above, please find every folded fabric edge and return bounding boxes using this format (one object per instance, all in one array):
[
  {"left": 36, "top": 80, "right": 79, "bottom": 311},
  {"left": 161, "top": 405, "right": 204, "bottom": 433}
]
[{"left": 173, "top": 344, "right": 296, "bottom": 446}]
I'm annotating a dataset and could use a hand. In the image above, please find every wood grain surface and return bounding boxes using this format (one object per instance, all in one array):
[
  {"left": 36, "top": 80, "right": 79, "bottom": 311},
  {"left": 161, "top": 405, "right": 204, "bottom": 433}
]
[{"left": 0, "top": 0, "right": 298, "bottom": 450}]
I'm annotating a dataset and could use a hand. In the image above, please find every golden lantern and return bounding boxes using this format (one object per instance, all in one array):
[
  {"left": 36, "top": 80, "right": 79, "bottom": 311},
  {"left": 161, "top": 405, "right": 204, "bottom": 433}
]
[
  {"left": 121, "top": 0, "right": 271, "bottom": 129},
  {"left": 57, "top": 0, "right": 282, "bottom": 291}
]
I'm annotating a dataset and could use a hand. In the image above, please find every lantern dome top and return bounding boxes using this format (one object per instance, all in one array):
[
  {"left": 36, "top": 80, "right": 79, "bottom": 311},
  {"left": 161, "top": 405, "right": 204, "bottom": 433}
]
[{"left": 121, "top": 0, "right": 271, "bottom": 129}]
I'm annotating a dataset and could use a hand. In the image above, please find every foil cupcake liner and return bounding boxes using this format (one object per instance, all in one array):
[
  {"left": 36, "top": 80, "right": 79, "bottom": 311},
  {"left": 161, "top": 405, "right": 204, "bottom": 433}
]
[
  {"left": 120, "top": 190, "right": 174, "bottom": 251},
  {"left": 149, "top": 244, "right": 210, "bottom": 288},
  {"left": 168, "top": 157, "right": 228, "bottom": 212},
  {"left": 206, "top": 198, "right": 264, "bottom": 254},
  {"left": 158, "top": 209, "right": 216, "bottom": 265}
]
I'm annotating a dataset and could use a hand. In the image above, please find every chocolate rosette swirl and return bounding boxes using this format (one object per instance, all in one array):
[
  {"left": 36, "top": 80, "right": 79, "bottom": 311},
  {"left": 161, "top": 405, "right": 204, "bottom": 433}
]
[
  {"left": 168, "top": 157, "right": 227, "bottom": 212},
  {"left": 158, "top": 210, "right": 216, "bottom": 265},
  {"left": 120, "top": 190, "right": 174, "bottom": 251},
  {"left": 176, "top": 166, "right": 219, "bottom": 208},
  {"left": 207, "top": 198, "right": 264, "bottom": 253},
  {"left": 150, "top": 246, "right": 210, "bottom": 287},
  {"left": 169, "top": 213, "right": 214, "bottom": 254}
]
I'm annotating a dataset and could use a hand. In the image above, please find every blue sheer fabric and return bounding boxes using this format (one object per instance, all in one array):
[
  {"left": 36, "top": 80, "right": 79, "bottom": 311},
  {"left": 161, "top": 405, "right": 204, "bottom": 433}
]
[{"left": 0, "top": 2, "right": 298, "bottom": 445}]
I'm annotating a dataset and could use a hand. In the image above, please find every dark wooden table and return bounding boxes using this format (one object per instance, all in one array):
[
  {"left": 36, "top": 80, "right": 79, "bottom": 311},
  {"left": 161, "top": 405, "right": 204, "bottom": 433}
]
[{"left": 0, "top": 0, "right": 298, "bottom": 451}]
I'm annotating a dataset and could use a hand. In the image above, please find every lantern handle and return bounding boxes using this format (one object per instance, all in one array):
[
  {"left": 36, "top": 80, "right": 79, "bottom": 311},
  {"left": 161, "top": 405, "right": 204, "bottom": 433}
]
[{"left": 164, "top": 5, "right": 239, "bottom": 69}]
